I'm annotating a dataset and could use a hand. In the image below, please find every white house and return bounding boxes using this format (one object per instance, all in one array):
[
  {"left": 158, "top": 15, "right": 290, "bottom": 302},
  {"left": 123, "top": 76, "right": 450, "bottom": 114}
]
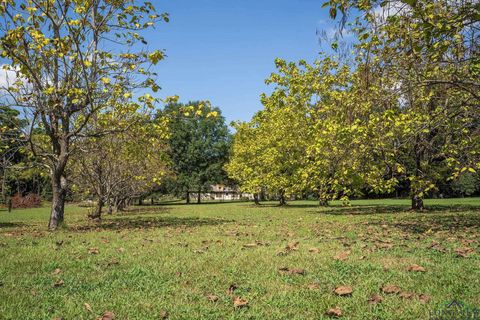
[{"left": 191, "top": 184, "right": 254, "bottom": 201}]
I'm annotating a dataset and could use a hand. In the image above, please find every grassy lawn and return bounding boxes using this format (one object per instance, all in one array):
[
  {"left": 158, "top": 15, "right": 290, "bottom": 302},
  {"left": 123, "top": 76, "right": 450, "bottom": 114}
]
[{"left": 0, "top": 198, "right": 479, "bottom": 319}]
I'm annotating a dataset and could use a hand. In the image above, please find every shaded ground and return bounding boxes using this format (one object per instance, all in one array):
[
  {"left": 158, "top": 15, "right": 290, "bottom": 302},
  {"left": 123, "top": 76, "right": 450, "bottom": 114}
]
[{"left": 0, "top": 198, "right": 479, "bottom": 319}]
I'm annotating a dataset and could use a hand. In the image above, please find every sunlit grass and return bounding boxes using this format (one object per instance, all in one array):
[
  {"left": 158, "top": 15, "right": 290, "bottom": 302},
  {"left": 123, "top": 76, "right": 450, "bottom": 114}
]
[{"left": 0, "top": 198, "right": 479, "bottom": 319}]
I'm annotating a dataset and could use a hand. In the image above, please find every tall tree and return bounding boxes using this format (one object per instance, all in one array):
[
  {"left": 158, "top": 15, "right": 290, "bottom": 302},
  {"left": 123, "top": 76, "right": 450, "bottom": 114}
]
[
  {"left": 325, "top": 0, "right": 480, "bottom": 209},
  {"left": 160, "top": 102, "right": 230, "bottom": 204},
  {"left": 0, "top": 1, "right": 167, "bottom": 228},
  {"left": 0, "top": 105, "right": 27, "bottom": 202},
  {"left": 71, "top": 113, "right": 169, "bottom": 219}
]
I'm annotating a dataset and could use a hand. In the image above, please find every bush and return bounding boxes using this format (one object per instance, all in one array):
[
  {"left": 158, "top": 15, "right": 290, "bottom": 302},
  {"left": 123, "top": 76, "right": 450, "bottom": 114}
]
[{"left": 11, "top": 193, "right": 42, "bottom": 209}]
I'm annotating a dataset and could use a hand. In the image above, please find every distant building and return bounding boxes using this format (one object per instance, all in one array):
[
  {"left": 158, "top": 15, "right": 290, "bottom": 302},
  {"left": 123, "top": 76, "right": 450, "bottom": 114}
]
[{"left": 191, "top": 184, "right": 254, "bottom": 201}]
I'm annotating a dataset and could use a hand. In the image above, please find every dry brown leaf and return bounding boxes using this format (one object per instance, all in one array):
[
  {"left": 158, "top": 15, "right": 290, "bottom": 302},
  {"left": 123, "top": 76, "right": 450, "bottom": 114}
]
[
  {"left": 455, "top": 247, "right": 475, "bottom": 257},
  {"left": 52, "top": 268, "right": 62, "bottom": 275},
  {"left": 278, "top": 267, "right": 305, "bottom": 275},
  {"left": 399, "top": 292, "right": 415, "bottom": 299},
  {"left": 334, "top": 286, "right": 353, "bottom": 296},
  {"left": 117, "top": 247, "right": 126, "bottom": 253},
  {"left": 381, "top": 285, "right": 401, "bottom": 294},
  {"left": 376, "top": 243, "right": 393, "bottom": 249},
  {"left": 326, "top": 307, "right": 342, "bottom": 317},
  {"left": 407, "top": 264, "right": 426, "bottom": 272},
  {"left": 226, "top": 284, "right": 238, "bottom": 295},
  {"left": 53, "top": 279, "right": 64, "bottom": 287},
  {"left": 207, "top": 294, "right": 219, "bottom": 302},
  {"left": 243, "top": 243, "right": 257, "bottom": 248},
  {"left": 84, "top": 303, "right": 93, "bottom": 312},
  {"left": 368, "top": 294, "right": 383, "bottom": 304},
  {"left": 233, "top": 296, "right": 248, "bottom": 308},
  {"left": 88, "top": 248, "right": 99, "bottom": 254},
  {"left": 101, "top": 311, "right": 115, "bottom": 320},
  {"left": 307, "top": 283, "right": 320, "bottom": 290},
  {"left": 159, "top": 310, "right": 168, "bottom": 319},
  {"left": 286, "top": 241, "right": 299, "bottom": 251},
  {"left": 334, "top": 251, "right": 351, "bottom": 261},
  {"left": 418, "top": 294, "right": 431, "bottom": 304},
  {"left": 308, "top": 247, "right": 320, "bottom": 253}
]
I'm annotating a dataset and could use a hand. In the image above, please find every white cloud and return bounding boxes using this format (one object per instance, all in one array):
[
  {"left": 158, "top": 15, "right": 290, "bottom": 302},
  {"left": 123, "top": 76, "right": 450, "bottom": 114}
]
[
  {"left": 0, "top": 65, "right": 19, "bottom": 89},
  {"left": 372, "top": 1, "right": 411, "bottom": 22}
]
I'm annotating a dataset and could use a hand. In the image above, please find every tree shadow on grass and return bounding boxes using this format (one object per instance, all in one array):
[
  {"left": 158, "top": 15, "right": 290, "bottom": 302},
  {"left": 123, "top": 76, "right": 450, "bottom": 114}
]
[
  {"left": 72, "top": 216, "right": 234, "bottom": 232},
  {"left": 114, "top": 206, "right": 170, "bottom": 217},
  {"left": 0, "top": 222, "right": 25, "bottom": 229},
  {"left": 158, "top": 200, "right": 250, "bottom": 206},
  {"left": 312, "top": 204, "right": 480, "bottom": 216},
  {"left": 372, "top": 213, "right": 480, "bottom": 234}
]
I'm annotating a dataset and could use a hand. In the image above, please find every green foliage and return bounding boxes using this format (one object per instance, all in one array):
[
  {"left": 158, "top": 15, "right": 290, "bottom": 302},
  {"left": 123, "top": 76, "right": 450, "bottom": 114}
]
[
  {"left": 159, "top": 102, "right": 231, "bottom": 200},
  {"left": 0, "top": 0, "right": 168, "bottom": 226},
  {"left": 229, "top": 0, "right": 480, "bottom": 208},
  {"left": 451, "top": 173, "right": 480, "bottom": 197}
]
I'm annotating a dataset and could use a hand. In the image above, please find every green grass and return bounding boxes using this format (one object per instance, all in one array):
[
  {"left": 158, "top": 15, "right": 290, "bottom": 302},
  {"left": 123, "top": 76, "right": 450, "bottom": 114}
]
[{"left": 1, "top": 198, "right": 479, "bottom": 319}]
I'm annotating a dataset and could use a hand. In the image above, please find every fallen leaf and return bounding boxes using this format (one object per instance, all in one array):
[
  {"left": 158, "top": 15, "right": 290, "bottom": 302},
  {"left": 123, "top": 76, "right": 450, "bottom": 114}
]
[
  {"left": 418, "top": 294, "right": 431, "bottom": 304},
  {"left": 334, "top": 286, "right": 353, "bottom": 296},
  {"left": 399, "top": 292, "right": 414, "bottom": 300},
  {"left": 88, "top": 248, "right": 99, "bottom": 254},
  {"left": 368, "top": 294, "right": 383, "bottom": 304},
  {"left": 117, "top": 247, "right": 126, "bottom": 253},
  {"left": 243, "top": 243, "right": 257, "bottom": 248},
  {"left": 376, "top": 243, "right": 393, "bottom": 249},
  {"left": 278, "top": 267, "right": 305, "bottom": 275},
  {"left": 277, "top": 241, "right": 299, "bottom": 256},
  {"left": 233, "top": 296, "right": 248, "bottom": 308},
  {"left": 381, "top": 285, "right": 401, "bottom": 294},
  {"left": 286, "top": 241, "right": 299, "bottom": 251},
  {"left": 307, "top": 283, "right": 320, "bottom": 290},
  {"left": 308, "top": 247, "right": 320, "bottom": 253},
  {"left": 334, "top": 251, "right": 351, "bottom": 261},
  {"left": 52, "top": 268, "right": 62, "bottom": 275},
  {"left": 207, "top": 294, "right": 219, "bottom": 302},
  {"left": 101, "top": 311, "right": 115, "bottom": 320},
  {"left": 159, "top": 310, "right": 168, "bottom": 319},
  {"left": 455, "top": 247, "right": 475, "bottom": 257},
  {"left": 53, "top": 279, "right": 64, "bottom": 287},
  {"left": 326, "top": 307, "right": 342, "bottom": 317},
  {"left": 407, "top": 264, "right": 426, "bottom": 272},
  {"left": 84, "top": 303, "right": 93, "bottom": 312},
  {"left": 226, "top": 284, "right": 238, "bottom": 295}
]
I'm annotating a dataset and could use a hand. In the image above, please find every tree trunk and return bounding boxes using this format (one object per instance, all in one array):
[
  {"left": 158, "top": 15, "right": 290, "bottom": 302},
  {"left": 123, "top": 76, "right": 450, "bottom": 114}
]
[
  {"left": 89, "top": 197, "right": 104, "bottom": 220},
  {"left": 197, "top": 189, "right": 201, "bottom": 204},
  {"left": 48, "top": 173, "right": 67, "bottom": 230},
  {"left": 254, "top": 193, "right": 260, "bottom": 205},
  {"left": 411, "top": 195, "right": 424, "bottom": 211},
  {"left": 186, "top": 191, "right": 190, "bottom": 204},
  {"left": 319, "top": 198, "right": 329, "bottom": 206},
  {"left": 279, "top": 190, "right": 286, "bottom": 206}
]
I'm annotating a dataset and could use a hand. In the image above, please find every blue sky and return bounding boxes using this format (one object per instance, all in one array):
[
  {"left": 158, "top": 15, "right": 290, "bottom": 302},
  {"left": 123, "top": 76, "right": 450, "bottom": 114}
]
[{"left": 146, "top": 0, "right": 336, "bottom": 123}]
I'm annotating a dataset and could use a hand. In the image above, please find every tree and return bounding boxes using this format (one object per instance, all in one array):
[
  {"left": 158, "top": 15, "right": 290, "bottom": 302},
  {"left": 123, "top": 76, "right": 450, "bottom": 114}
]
[
  {"left": 226, "top": 121, "right": 265, "bottom": 204},
  {"left": 0, "top": 105, "right": 27, "bottom": 202},
  {"left": 71, "top": 113, "right": 169, "bottom": 219},
  {"left": 159, "top": 102, "right": 230, "bottom": 204},
  {"left": 322, "top": 0, "right": 480, "bottom": 209},
  {"left": 0, "top": 1, "right": 167, "bottom": 229}
]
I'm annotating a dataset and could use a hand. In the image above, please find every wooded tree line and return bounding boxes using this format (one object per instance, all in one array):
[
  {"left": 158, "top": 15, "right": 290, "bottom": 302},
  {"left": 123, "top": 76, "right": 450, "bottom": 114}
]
[
  {"left": 0, "top": 0, "right": 478, "bottom": 230},
  {"left": 227, "top": 0, "right": 480, "bottom": 209}
]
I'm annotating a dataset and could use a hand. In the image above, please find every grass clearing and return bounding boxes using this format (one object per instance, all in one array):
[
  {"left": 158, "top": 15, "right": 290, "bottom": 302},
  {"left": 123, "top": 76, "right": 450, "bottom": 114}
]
[{"left": 0, "top": 198, "right": 479, "bottom": 319}]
